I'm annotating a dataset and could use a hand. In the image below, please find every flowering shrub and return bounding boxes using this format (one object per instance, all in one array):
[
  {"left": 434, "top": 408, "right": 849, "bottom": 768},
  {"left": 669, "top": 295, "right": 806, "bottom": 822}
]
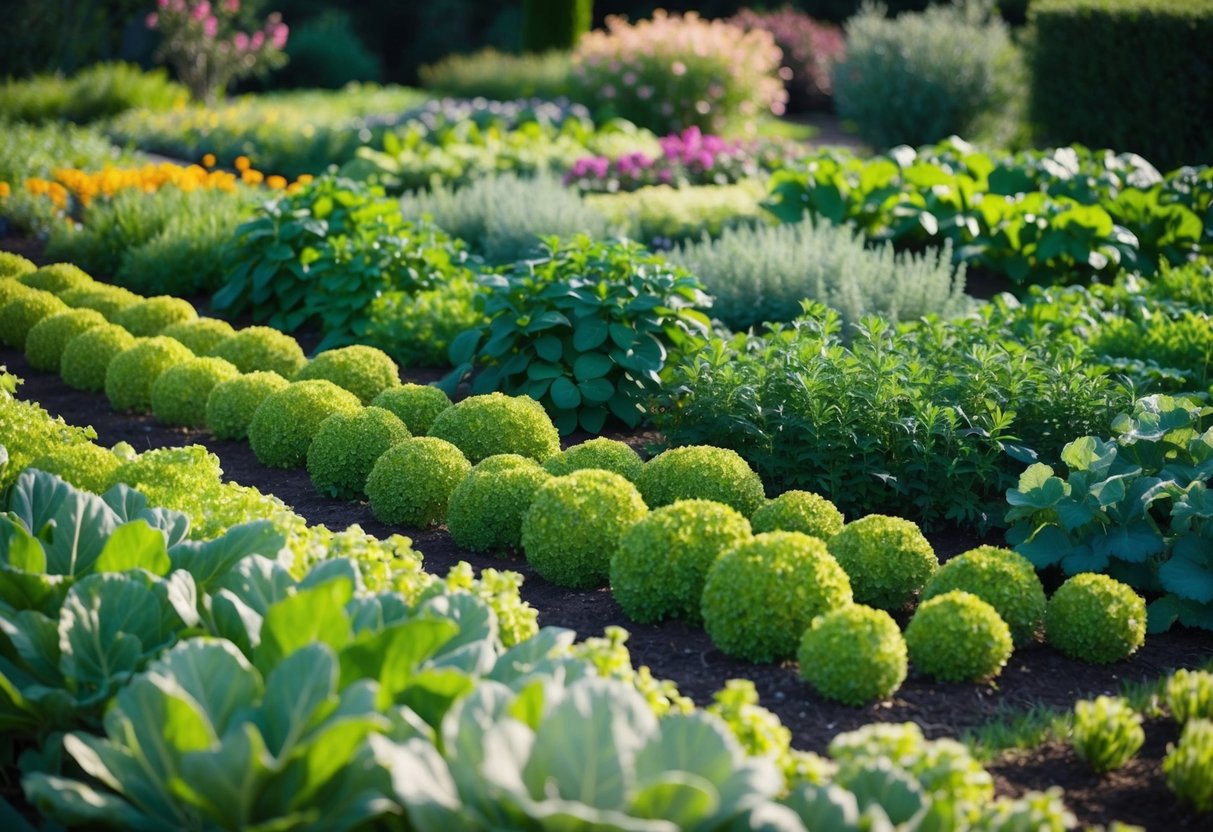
[
  {"left": 730, "top": 7, "right": 846, "bottom": 112},
  {"left": 570, "top": 11, "right": 787, "bottom": 134},
  {"left": 147, "top": 0, "right": 289, "bottom": 104}
]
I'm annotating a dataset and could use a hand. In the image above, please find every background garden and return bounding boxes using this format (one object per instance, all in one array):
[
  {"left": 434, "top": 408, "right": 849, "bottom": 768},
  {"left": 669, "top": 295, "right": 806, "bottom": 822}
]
[{"left": 1, "top": 0, "right": 1212, "bottom": 829}]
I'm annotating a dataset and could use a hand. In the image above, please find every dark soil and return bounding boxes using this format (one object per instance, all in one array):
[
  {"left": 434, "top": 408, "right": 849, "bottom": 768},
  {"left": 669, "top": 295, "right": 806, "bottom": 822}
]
[{"left": 5, "top": 346, "right": 1213, "bottom": 829}]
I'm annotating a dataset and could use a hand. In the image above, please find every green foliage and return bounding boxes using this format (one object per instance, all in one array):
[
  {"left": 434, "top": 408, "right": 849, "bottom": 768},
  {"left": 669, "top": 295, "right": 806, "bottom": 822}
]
[
  {"left": 921, "top": 545, "right": 1046, "bottom": 646},
  {"left": 370, "top": 383, "right": 452, "bottom": 435},
  {"left": 798, "top": 604, "right": 908, "bottom": 706},
  {"left": 0, "top": 378, "right": 96, "bottom": 490},
  {"left": 1166, "top": 669, "right": 1213, "bottom": 725},
  {"left": 1046, "top": 573, "right": 1147, "bottom": 664},
  {"left": 19, "top": 263, "right": 94, "bottom": 294},
  {"left": 1029, "top": 0, "right": 1213, "bottom": 170},
  {"left": 306, "top": 407, "right": 411, "bottom": 500},
  {"left": 705, "top": 678, "right": 803, "bottom": 775},
  {"left": 402, "top": 173, "right": 612, "bottom": 264},
  {"left": 212, "top": 325, "right": 307, "bottom": 376},
  {"left": 1005, "top": 395, "right": 1213, "bottom": 633},
  {"left": 0, "top": 290, "right": 67, "bottom": 349},
  {"left": 637, "top": 445, "right": 767, "bottom": 516},
  {"left": 611, "top": 499, "right": 752, "bottom": 625},
  {"left": 1164, "top": 718, "right": 1213, "bottom": 813},
  {"left": 58, "top": 282, "right": 140, "bottom": 318},
  {"left": 442, "top": 236, "right": 711, "bottom": 435},
  {"left": 293, "top": 344, "right": 401, "bottom": 404},
  {"left": 522, "top": 0, "right": 591, "bottom": 51},
  {"left": 1071, "top": 696, "right": 1144, "bottom": 774},
  {"left": 701, "top": 531, "right": 853, "bottom": 662},
  {"left": 60, "top": 322, "right": 137, "bottom": 392},
  {"left": 160, "top": 317, "right": 237, "bottom": 356},
  {"left": 834, "top": 1, "right": 1023, "bottom": 149},
  {"left": 247, "top": 380, "right": 363, "bottom": 469},
  {"left": 543, "top": 437, "right": 644, "bottom": 481},
  {"left": 365, "top": 436, "right": 472, "bottom": 527},
  {"left": 750, "top": 490, "right": 845, "bottom": 538},
  {"left": 446, "top": 454, "right": 553, "bottom": 552},
  {"left": 587, "top": 182, "right": 768, "bottom": 247},
  {"left": 827, "top": 514, "right": 938, "bottom": 610},
  {"left": 656, "top": 306, "right": 1130, "bottom": 531},
  {"left": 521, "top": 469, "right": 648, "bottom": 588},
  {"left": 670, "top": 219, "right": 969, "bottom": 331},
  {"left": 111, "top": 294, "right": 198, "bottom": 337},
  {"left": 150, "top": 356, "right": 241, "bottom": 428},
  {"left": 23, "top": 308, "right": 108, "bottom": 372},
  {"left": 419, "top": 49, "right": 574, "bottom": 100},
  {"left": 104, "top": 336, "right": 195, "bottom": 413},
  {"left": 0, "top": 251, "right": 36, "bottom": 277},
  {"left": 205, "top": 371, "right": 290, "bottom": 441},
  {"left": 905, "top": 590, "right": 1014, "bottom": 682},
  {"left": 366, "top": 274, "right": 486, "bottom": 367},
  {"left": 218, "top": 174, "right": 471, "bottom": 349},
  {"left": 427, "top": 392, "right": 561, "bottom": 463},
  {"left": 0, "top": 277, "right": 36, "bottom": 308},
  {"left": 764, "top": 139, "right": 1210, "bottom": 286},
  {"left": 0, "top": 62, "right": 186, "bottom": 124},
  {"left": 28, "top": 443, "right": 121, "bottom": 495},
  {"left": 274, "top": 10, "right": 382, "bottom": 89}
]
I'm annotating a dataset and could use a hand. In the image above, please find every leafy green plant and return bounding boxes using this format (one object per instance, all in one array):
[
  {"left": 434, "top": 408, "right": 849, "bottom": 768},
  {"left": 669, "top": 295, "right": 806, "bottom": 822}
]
[
  {"left": 104, "top": 336, "right": 195, "bottom": 414},
  {"left": 19, "top": 263, "right": 94, "bottom": 294},
  {"left": 370, "top": 384, "right": 451, "bottom": 435},
  {"left": 443, "top": 236, "right": 711, "bottom": 435},
  {"left": 59, "top": 323, "right": 137, "bottom": 392},
  {"left": 586, "top": 182, "right": 768, "bottom": 247},
  {"left": 212, "top": 325, "right": 307, "bottom": 377},
  {"left": 543, "top": 437, "right": 644, "bottom": 481},
  {"left": 366, "top": 275, "right": 486, "bottom": 368},
  {"left": 0, "top": 376, "right": 97, "bottom": 490},
  {"left": 306, "top": 407, "right": 411, "bottom": 500},
  {"left": 1046, "top": 574, "right": 1147, "bottom": 663},
  {"left": 904, "top": 590, "right": 1013, "bottom": 682},
  {"left": 293, "top": 344, "right": 401, "bottom": 404},
  {"left": 611, "top": 499, "right": 752, "bottom": 625},
  {"left": 750, "top": 490, "right": 845, "bottom": 539},
  {"left": 0, "top": 62, "right": 185, "bottom": 123},
  {"left": 161, "top": 317, "right": 237, "bottom": 356},
  {"left": 798, "top": 604, "right": 908, "bottom": 706},
  {"left": 427, "top": 392, "right": 561, "bottom": 463},
  {"left": 0, "top": 251, "right": 37, "bottom": 278},
  {"left": 419, "top": 50, "right": 574, "bottom": 100},
  {"left": 247, "top": 380, "right": 363, "bottom": 469},
  {"left": 28, "top": 443, "right": 121, "bottom": 495},
  {"left": 827, "top": 514, "right": 938, "bottom": 611},
  {"left": 1166, "top": 669, "right": 1213, "bottom": 725},
  {"left": 58, "top": 282, "right": 140, "bottom": 319},
  {"left": 921, "top": 545, "right": 1046, "bottom": 646},
  {"left": 205, "top": 371, "right": 290, "bottom": 441},
  {"left": 0, "top": 290, "right": 67, "bottom": 349},
  {"left": 521, "top": 469, "right": 648, "bottom": 588},
  {"left": 701, "top": 531, "right": 853, "bottom": 662},
  {"left": 24, "top": 308, "right": 108, "bottom": 372},
  {"left": 1070, "top": 696, "right": 1144, "bottom": 774},
  {"left": 150, "top": 356, "right": 241, "bottom": 428},
  {"left": 112, "top": 295, "right": 197, "bottom": 337},
  {"left": 637, "top": 445, "right": 767, "bottom": 516},
  {"left": 446, "top": 455, "right": 553, "bottom": 552},
  {"left": 1163, "top": 718, "right": 1213, "bottom": 813},
  {"left": 1005, "top": 395, "right": 1213, "bottom": 632},
  {"left": 366, "top": 437, "right": 472, "bottom": 527}
]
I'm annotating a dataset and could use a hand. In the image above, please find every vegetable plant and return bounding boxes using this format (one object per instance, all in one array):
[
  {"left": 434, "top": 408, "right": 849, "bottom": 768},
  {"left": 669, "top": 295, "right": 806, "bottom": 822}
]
[{"left": 1070, "top": 696, "right": 1144, "bottom": 774}]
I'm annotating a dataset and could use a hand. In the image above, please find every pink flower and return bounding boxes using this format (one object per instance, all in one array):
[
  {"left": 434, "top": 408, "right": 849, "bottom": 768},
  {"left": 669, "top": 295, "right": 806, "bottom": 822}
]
[
  {"left": 671, "top": 61, "right": 687, "bottom": 76},
  {"left": 270, "top": 23, "right": 288, "bottom": 49},
  {"left": 233, "top": 31, "right": 249, "bottom": 51},
  {"left": 251, "top": 30, "right": 265, "bottom": 49},
  {"left": 157, "top": 0, "right": 168, "bottom": 8},
  {"left": 192, "top": 1, "right": 211, "bottom": 21},
  {"left": 224, "top": 0, "right": 239, "bottom": 11},
  {"left": 145, "top": 12, "right": 158, "bottom": 28},
  {"left": 202, "top": 15, "right": 218, "bottom": 37}
]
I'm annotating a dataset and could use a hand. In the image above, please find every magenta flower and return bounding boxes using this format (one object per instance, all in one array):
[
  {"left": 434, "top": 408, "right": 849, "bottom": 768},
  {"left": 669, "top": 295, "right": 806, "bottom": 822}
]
[
  {"left": 202, "top": 15, "right": 218, "bottom": 37},
  {"left": 233, "top": 31, "right": 249, "bottom": 51},
  {"left": 145, "top": 12, "right": 158, "bottom": 28},
  {"left": 192, "top": 1, "right": 211, "bottom": 21}
]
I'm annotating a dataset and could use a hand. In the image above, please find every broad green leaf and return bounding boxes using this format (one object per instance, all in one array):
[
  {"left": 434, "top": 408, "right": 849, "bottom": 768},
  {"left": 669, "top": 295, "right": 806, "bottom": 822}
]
[
  {"left": 1090, "top": 522, "right": 1166, "bottom": 563},
  {"left": 371, "top": 736, "right": 466, "bottom": 830},
  {"left": 0, "top": 517, "right": 46, "bottom": 574},
  {"left": 628, "top": 773, "right": 718, "bottom": 827},
  {"left": 573, "top": 353, "right": 613, "bottom": 382},
  {"left": 173, "top": 722, "right": 272, "bottom": 825},
  {"left": 1005, "top": 464, "right": 1068, "bottom": 509},
  {"left": 254, "top": 578, "right": 354, "bottom": 673},
  {"left": 573, "top": 318, "right": 609, "bottom": 351},
  {"left": 94, "top": 520, "right": 171, "bottom": 576},
  {"left": 1013, "top": 525, "right": 1073, "bottom": 569},
  {"left": 550, "top": 377, "right": 582, "bottom": 411},
  {"left": 152, "top": 640, "right": 262, "bottom": 736},
  {"left": 23, "top": 773, "right": 164, "bottom": 831},
  {"left": 168, "top": 521, "right": 284, "bottom": 591},
  {"left": 839, "top": 761, "right": 924, "bottom": 826},
  {"left": 259, "top": 643, "right": 338, "bottom": 759},
  {"left": 1159, "top": 537, "right": 1213, "bottom": 603},
  {"left": 339, "top": 617, "right": 458, "bottom": 702},
  {"left": 534, "top": 336, "right": 563, "bottom": 363}
]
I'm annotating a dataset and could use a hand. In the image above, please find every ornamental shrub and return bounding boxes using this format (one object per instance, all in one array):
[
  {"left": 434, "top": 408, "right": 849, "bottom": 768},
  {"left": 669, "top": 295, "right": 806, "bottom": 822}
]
[
  {"left": 750, "top": 490, "right": 845, "bottom": 539},
  {"left": 637, "top": 445, "right": 766, "bottom": 516},
  {"left": 247, "top": 380, "right": 362, "bottom": 469},
  {"left": 306, "top": 406, "right": 411, "bottom": 500},
  {"left": 365, "top": 436, "right": 472, "bottom": 527},
  {"left": 161, "top": 317, "right": 237, "bottom": 355},
  {"left": 729, "top": 7, "right": 846, "bottom": 112},
  {"left": 611, "top": 499, "right": 752, "bottom": 624},
  {"left": 904, "top": 590, "right": 1013, "bottom": 682},
  {"left": 428, "top": 392, "right": 561, "bottom": 463},
  {"left": 370, "top": 383, "right": 451, "bottom": 434},
  {"left": 826, "top": 515, "right": 938, "bottom": 610},
  {"left": 1046, "top": 574, "right": 1146, "bottom": 664},
  {"left": 701, "top": 531, "right": 853, "bottom": 662},
  {"left": 150, "top": 356, "right": 240, "bottom": 428},
  {"left": 447, "top": 454, "right": 553, "bottom": 552},
  {"left": 28, "top": 443, "right": 121, "bottom": 494},
  {"left": 797, "top": 604, "right": 908, "bottom": 706},
  {"left": 834, "top": 1, "right": 1023, "bottom": 149},
  {"left": 1164, "top": 718, "right": 1213, "bottom": 813},
  {"left": 60, "top": 323, "right": 137, "bottom": 391},
  {"left": 104, "top": 336, "right": 195, "bottom": 413},
  {"left": 212, "top": 326, "right": 307, "bottom": 377},
  {"left": 24, "top": 308, "right": 107, "bottom": 372},
  {"left": 112, "top": 295, "right": 198, "bottom": 337},
  {"left": 543, "top": 437, "right": 644, "bottom": 482},
  {"left": 58, "top": 283, "right": 141, "bottom": 318},
  {"left": 521, "top": 469, "right": 649, "bottom": 588},
  {"left": 205, "top": 371, "right": 290, "bottom": 440},
  {"left": 570, "top": 11, "right": 787, "bottom": 134},
  {"left": 1071, "top": 696, "right": 1144, "bottom": 775},
  {"left": 1166, "top": 670, "right": 1213, "bottom": 725},
  {"left": 0, "top": 290, "right": 67, "bottom": 348},
  {"left": 921, "top": 546, "right": 1046, "bottom": 646},
  {"left": 293, "top": 344, "right": 400, "bottom": 404},
  {"left": 18, "top": 262, "right": 94, "bottom": 294},
  {"left": 0, "top": 251, "right": 36, "bottom": 278}
]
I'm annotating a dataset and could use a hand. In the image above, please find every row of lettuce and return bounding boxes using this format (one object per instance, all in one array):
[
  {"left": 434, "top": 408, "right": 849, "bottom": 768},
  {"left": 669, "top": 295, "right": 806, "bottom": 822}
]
[{"left": 4, "top": 366, "right": 1174, "bottom": 830}]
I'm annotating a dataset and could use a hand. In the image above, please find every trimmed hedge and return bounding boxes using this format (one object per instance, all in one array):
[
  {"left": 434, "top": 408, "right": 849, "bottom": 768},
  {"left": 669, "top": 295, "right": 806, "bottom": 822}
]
[{"left": 1029, "top": 0, "right": 1213, "bottom": 169}]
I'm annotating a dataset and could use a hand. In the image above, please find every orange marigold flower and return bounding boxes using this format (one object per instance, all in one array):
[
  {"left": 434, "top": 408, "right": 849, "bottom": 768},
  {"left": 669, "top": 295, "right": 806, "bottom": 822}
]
[
  {"left": 202, "top": 153, "right": 217, "bottom": 168},
  {"left": 0, "top": 182, "right": 10, "bottom": 199},
  {"left": 266, "top": 174, "right": 287, "bottom": 190},
  {"left": 241, "top": 169, "right": 264, "bottom": 185},
  {"left": 295, "top": 174, "right": 314, "bottom": 186},
  {"left": 235, "top": 156, "right": 251, "bottom": 172}
]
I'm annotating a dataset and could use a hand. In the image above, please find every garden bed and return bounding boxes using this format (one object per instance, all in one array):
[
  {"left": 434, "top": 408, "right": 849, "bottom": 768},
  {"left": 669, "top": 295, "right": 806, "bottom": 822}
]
[{"left": 5, "top": 344, "right": 1210, "bottom": 830}]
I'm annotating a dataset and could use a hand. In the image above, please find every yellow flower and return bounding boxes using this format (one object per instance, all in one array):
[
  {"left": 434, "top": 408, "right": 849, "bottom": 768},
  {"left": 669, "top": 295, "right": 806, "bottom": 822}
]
[
  {"left": 0, "top": 182, "right": 9, "bottom": 199},
  {"left": 235, "top": 156, "right": 251, "bottom": 172},
  {"left": 295, "top": 174, "right": 314, "bottom": 186},
  {"left": 266, "top": 175, "right": 287, "bottom": 190},
  {"left": 241, "top": 169, "right": 264, "bottom": 185},
  {"left": 202, "top": 153, "right": 216, "bottom": 168}
]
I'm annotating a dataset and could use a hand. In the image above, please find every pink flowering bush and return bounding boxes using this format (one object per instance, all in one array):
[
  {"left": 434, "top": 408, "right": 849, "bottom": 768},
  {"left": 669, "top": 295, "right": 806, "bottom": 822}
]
[
  {"left": 730, "top": 6, "right": 846, "bottom": 112},
  {"left": 569, "top": 11, "right": 787, "bottom": 134},
  {"left": 146, "top": 0, "right": 288, "bottom": 103},
  {"left": 565, "top": 126, "right": 781, "bottom": 193}
]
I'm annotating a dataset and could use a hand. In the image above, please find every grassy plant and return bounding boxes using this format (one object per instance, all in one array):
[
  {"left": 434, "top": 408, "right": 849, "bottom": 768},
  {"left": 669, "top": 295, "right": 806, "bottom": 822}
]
[{"left": 1070, "top": 696, "right": 1145, "bottom": 774}]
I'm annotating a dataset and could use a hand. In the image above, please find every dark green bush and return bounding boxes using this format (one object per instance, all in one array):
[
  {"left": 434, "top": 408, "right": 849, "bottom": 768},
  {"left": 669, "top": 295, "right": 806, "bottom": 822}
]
[
  {"left": 1029, "top": 0, "right": 1213, "bottom": 169},
  {"left": 274, "top": 11, "right": 383, "bottom": 89},
  {"left": 522, "top": 0, "right": 592, "bottom": 51}
]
